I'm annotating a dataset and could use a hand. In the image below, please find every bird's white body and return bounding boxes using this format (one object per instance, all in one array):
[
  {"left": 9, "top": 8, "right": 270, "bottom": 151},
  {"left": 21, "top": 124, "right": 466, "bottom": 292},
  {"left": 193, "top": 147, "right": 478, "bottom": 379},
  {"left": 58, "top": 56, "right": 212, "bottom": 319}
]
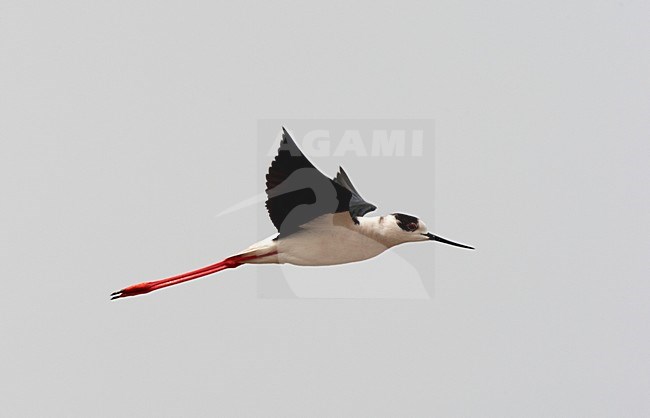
[{"left": 241, "top": 213, "right": 428, "bottom": 266}]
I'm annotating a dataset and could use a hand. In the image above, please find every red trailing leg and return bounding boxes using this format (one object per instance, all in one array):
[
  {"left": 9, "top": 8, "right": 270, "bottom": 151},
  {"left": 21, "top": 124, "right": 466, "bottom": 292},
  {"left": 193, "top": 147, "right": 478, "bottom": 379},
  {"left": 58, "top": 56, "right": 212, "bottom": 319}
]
[{"left": 110, "top": 252, "right": 271, "bottom": 300}]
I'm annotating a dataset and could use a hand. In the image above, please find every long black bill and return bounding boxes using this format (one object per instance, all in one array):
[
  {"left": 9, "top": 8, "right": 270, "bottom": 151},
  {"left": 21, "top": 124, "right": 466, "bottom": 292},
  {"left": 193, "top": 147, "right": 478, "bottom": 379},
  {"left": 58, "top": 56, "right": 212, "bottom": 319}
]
[{"left": 424, "top": 233, "right": 474, "bottom": 250}]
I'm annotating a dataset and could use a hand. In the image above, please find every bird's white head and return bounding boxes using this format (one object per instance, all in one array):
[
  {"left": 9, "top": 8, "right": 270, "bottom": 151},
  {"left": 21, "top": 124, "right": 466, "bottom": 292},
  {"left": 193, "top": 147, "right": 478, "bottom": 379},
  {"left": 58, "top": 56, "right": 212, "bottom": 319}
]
[{"left": 382, "top": 213, "right": 474, "bottom": 249}]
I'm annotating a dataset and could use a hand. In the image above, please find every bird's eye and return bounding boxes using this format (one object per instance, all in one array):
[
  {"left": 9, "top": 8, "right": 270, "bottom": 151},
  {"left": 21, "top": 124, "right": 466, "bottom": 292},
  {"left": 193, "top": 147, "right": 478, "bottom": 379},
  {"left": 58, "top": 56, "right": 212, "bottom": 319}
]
[{"left": 406, "top": 222, "right": 418, "bottom": 231}]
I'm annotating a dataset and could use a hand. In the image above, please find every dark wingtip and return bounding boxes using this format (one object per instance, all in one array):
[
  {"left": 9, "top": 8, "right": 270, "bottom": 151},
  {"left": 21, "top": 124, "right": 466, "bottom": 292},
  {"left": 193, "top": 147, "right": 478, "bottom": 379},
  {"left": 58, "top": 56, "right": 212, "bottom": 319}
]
[{"left": 281, "top": 127, "right": 293, "bottom": 145}]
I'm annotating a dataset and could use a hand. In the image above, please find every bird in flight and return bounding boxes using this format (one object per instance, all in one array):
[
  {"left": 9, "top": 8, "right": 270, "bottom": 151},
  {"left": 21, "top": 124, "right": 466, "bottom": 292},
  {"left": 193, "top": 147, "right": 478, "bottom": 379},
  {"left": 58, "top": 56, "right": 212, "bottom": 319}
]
[{"left": 111, "top": 128, "right": 473, "bottom": 299}]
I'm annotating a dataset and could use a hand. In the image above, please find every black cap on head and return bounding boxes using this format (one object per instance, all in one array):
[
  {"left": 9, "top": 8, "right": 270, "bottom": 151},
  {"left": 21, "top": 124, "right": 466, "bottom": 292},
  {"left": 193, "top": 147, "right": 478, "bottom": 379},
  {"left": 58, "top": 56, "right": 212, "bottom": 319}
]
[{"left": 392, "top": 213, "right": 419, "bottom": 232}]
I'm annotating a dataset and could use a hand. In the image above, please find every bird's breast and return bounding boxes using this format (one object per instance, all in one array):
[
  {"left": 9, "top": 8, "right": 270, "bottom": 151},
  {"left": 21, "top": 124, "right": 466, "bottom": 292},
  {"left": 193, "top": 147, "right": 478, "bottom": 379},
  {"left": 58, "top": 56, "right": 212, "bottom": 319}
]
[{"left": 275, "top": 226, "right": 390, "bottom": 266}]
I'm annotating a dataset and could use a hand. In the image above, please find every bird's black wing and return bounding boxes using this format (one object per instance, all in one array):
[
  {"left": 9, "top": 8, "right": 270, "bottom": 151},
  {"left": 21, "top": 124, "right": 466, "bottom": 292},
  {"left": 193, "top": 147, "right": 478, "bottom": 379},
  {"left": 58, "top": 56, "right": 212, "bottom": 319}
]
[
  {"left": 265, "top": 128, "right": 354, "bottom": 236},
  {"left": 332, "top": 166, "right": 377, "bottom": 218}
]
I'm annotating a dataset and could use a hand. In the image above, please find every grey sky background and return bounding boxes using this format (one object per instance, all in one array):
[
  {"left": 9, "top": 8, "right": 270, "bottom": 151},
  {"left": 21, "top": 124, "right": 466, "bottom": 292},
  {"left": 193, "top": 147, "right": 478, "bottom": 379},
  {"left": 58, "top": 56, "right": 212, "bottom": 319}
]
[{"left": 1, "top": 1, "right": 649, "bottom": 417}]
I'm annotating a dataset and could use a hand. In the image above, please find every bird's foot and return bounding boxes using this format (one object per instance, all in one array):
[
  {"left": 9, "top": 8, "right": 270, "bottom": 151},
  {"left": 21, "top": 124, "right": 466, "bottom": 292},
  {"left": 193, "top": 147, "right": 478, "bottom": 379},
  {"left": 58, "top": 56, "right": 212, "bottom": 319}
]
[{"left": 110, "top": 282, "right": 155, "bottom": 300}]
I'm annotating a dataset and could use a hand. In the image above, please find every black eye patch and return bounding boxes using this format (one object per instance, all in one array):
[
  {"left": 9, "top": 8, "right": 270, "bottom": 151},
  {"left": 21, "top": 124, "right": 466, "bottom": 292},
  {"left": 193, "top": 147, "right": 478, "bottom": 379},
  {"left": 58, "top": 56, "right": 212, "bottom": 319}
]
[{"left": 392, "top": 213, "right": 419, "bottom": 232}]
